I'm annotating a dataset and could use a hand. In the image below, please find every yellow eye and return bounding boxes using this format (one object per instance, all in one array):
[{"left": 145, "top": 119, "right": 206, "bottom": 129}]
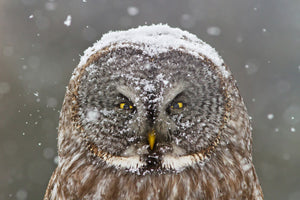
[
  {"left": 119, "top": 103, "right": 133, "bottom": 110},
  {"left": 171, "top": 102, "right": 184, "bottom": 109}
]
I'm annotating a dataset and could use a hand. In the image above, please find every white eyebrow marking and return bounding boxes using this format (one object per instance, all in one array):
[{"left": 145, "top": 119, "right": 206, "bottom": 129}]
[
  {"left": 116, "top": 85, "right": 138, "bottom": 104},
  {"left": 161, "top": 83, "right": 187, "bottom": 110}
]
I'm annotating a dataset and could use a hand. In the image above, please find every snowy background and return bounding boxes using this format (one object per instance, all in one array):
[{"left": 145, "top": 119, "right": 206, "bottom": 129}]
[{"left": 0, "top": 0, "right": 299, "bottom": 199}]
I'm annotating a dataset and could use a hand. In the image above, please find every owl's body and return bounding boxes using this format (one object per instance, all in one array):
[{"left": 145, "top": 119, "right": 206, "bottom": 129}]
[{"left": 44, "top": 25, "right": 263, "bottom": 200}]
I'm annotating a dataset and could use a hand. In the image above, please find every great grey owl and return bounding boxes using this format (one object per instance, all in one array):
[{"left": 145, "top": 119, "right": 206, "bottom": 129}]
[{"left": 44, "top": 24, "right": 263, "bottom": 200}]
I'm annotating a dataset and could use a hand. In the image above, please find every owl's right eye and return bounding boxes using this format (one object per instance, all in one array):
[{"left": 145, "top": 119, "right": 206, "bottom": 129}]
[
  {"left": 166, "top": 101, "right": 185, "bottom": 115},
  {"left": 170, "top": 102, "right": 184, "bottom": 109}
]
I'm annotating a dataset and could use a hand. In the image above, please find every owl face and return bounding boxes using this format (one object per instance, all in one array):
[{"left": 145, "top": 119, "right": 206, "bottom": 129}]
[
  {"left": 46, "top": 25, "right": 263, "bottom": 200},
  {"left": 75, "top": 47, "right": 229, "bottom": 174}
]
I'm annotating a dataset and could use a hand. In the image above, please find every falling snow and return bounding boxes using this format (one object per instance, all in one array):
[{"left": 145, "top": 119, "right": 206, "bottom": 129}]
[
  {"left": 290, "top": 127, "right": 296, "bottom": 133},
  {"left": 244, "top": 61, "right": 259, "bottom": 75},
  {"left": 33, "top": 91, "right": 39, "bottom": 96},
  {"left": 127, "top": 6, "right": 139, "bottom": 16},
  {"left": 267, "top": 114, "right": 274, "bottom": 120},
  {"left": 64, "top": 15, "right": 72, "bottom": 26},
  {"left": 291, "top": 116, "right": 295, "bottom": 120},
  {"left": 206, "top": 26, "right": 221, "bottom": 36}
]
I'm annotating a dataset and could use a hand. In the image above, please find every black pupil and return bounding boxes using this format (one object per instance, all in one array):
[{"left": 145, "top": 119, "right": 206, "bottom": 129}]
[
  {"left": 172, "top": 102, "right": 180, "bottom": 109},
  {"left": 123, "top": 104, "right": 130, "bottom": 110}
]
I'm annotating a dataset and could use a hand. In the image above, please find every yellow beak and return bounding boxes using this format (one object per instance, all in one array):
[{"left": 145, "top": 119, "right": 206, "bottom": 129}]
[{"left": 148, "top": 129, "right": 156, "bottom": 150}]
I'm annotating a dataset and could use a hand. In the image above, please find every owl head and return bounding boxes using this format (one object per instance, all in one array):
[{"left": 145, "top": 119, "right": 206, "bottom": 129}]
[{"left": 58, "top": 24, "right": 251, "bottom": 175}]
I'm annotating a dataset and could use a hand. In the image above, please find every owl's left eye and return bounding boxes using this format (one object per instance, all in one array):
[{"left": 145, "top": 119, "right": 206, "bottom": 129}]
[{"left": 119, "top": 102, "right": 134, "bottom": 110}]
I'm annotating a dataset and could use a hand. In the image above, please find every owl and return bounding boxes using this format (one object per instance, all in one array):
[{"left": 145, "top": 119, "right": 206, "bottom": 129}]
[{"left": 44, "top": 24, "right": 263, "bottom": 200}]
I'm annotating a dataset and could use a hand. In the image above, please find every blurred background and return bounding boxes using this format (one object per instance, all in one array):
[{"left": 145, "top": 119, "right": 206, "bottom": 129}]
[{"left": 0, "top": 0, "right": 299, "bottom": 199}]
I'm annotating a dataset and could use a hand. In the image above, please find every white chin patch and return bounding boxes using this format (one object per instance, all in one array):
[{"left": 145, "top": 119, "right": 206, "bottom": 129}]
[
  {"left": 102, "top": 144, "right": 206, "bottom": 172},
  {"left": 104, "top": 153, "right": 205, "bottom": 173},
  {"left": 161, "top": 153, "right": 205, "bottom": 172},
  {"left": 104, "top": 155, "right": 145, "bottom": 172}
]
